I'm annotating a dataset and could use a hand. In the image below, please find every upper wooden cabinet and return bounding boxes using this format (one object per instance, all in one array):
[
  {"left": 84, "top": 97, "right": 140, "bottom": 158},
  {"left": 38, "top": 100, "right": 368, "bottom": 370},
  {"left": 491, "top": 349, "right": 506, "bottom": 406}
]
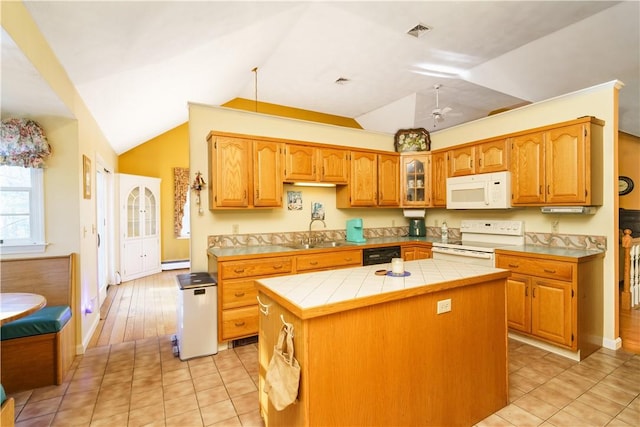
[
  {"left": 449, "top": 139, "right": 509, "bottom": 177},
  {"left": 431, "top": 151, "right": 448, "bottom": 207},
  {"left": 401, "top": 151, "right": 447, "bottom": 207},
  {"left": 401, "top": 153, "right": 428, "bottom": 206},
  {"left": 336, "top": 151, "right": 400, "bottom": 207},
  {"left": 510, "top": 118, "right": 603, "bottom": 206},
  {"left": 283, "top": 144, "right": 348, "bottom": 184},
  {"left": 378, "top": 153, "right": 401, "bottom": 206},
  {"left": 207, "top": 133, "right": 283, "bottom": 209}
]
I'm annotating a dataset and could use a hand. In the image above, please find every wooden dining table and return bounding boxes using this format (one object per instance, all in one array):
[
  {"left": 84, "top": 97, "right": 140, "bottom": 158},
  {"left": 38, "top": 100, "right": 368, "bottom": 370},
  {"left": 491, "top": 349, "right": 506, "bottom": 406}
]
[{"left": 0, "top": 293, "right": 47, "bottom": 325}]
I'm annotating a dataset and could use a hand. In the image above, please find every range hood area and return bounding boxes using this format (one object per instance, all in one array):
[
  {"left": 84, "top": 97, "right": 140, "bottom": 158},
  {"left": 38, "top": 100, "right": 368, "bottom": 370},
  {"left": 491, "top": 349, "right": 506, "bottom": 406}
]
[{"left": 540, "top": 206, "right": 596, "bottom": 214}]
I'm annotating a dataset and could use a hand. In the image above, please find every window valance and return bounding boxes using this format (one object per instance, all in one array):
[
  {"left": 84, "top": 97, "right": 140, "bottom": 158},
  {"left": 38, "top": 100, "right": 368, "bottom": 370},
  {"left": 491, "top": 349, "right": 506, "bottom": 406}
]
[{"left": 0, "top": 118, "right": 51, "bottom": 168}]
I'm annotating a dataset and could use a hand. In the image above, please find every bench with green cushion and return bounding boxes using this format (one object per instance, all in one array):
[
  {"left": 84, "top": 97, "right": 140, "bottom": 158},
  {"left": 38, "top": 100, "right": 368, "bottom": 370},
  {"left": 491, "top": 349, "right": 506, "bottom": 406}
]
[
  {"left": 0, "top": 254, "right": 77, "bottom": 394},
  {"left": 1, "top": 383, "right": 14, "bottom": 427},
  {"left": 1, "top": 306, "right": 71, "bottom": 340}
]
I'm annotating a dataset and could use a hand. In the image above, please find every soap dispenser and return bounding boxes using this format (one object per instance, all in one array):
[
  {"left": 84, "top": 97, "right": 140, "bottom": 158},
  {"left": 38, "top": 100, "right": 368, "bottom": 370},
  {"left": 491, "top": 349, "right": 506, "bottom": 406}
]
[{"left": 441, "top": 221, "right": 448, "bottom": 242}]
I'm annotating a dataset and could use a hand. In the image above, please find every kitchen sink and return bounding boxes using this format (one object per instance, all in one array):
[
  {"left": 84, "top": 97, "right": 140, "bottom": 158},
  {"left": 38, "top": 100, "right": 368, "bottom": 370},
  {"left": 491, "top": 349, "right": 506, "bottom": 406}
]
[{"left": 287, "top": 241, "right": 345, "bottom": 250}]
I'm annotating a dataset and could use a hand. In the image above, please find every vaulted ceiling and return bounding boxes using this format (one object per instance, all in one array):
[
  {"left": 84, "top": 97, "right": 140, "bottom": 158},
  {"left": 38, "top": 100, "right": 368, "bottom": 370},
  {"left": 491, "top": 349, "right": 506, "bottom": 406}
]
[{"left": 2, "top": 1, "right": 638, "bottom": 154}]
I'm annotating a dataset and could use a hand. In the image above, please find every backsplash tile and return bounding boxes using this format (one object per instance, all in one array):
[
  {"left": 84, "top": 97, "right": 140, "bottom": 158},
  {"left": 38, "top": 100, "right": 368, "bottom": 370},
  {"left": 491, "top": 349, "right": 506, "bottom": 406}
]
[
  {"left": 525, "top": 232, "right": 606, "bottom": 250},
  {"left": 207, "top": 227, "right": 605, "bottom": 251},
  {"left": 208, "top": 226, "right": 410, "bottom": 248}
]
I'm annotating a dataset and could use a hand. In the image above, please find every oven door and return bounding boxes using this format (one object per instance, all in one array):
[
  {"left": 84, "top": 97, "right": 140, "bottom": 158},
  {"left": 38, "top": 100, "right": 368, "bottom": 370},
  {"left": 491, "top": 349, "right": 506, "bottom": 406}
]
[{"left": 431, "top": 247, "right": 495, "bottom": 267}]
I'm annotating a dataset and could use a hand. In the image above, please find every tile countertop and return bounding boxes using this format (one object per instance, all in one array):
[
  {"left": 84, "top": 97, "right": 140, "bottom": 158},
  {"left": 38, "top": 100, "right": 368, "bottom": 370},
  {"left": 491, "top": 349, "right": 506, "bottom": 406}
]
[
  {"left": 494, "top": 245, "right": 605, "bottom": 262},
  {"left": 207, "top": 236, "right": 605, "bottom": 261},
  {"left": 255, "top": 259, "right": 510, "bottom": 320}
]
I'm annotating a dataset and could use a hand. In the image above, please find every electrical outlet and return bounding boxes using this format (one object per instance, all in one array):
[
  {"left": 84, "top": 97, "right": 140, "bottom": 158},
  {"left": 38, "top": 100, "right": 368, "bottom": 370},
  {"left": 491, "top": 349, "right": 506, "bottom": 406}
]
[
  {"left": 552, "top": 220, "right": 559, "bottom": 234},
  {"left": 232, "top": 224, "right": 239, "bottom": 234},
  {"left": 437, "top": 298, "right": 451, "bottom": 314}
]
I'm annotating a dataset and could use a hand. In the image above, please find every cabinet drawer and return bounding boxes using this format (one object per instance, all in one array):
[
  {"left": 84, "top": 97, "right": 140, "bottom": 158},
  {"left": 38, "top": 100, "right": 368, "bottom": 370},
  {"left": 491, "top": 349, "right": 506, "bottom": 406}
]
[
  {"left": 296, "top": 250, "right": 362, "bottom": 272},
  {"left": 221, "top": 280, "right": 257, "bottom": 309},
  {"left": 221, "top": 305, "right": 258, "bottom": 340},
  {"left": 496, "top": 255, "right": 573, "bottom": 281},
  {"left": 220, "top": 257, "right": 293, "bottom": 279}
]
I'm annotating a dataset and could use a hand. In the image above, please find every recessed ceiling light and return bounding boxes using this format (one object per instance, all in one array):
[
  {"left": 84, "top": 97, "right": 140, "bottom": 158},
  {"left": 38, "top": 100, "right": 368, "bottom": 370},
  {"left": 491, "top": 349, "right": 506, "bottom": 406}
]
[
  {"left": 335, "top": 77, "right": 351, "bottom": 85},
  {"left": 407, "top": 23, "right": 432, "bottom": 38}
]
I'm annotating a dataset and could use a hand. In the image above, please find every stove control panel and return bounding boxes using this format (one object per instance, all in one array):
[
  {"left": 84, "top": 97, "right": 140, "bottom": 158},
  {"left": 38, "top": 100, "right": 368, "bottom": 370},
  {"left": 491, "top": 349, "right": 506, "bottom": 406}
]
[{"left": 459, "top": 220, "right": 524, "bottom": 236}]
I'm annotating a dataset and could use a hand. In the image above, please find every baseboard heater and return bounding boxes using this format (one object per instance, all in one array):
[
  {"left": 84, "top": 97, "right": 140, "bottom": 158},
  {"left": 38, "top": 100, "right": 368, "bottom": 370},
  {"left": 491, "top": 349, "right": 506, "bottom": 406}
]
[{"left": 161, "top": 259, "right": 190, "bottom": 270}]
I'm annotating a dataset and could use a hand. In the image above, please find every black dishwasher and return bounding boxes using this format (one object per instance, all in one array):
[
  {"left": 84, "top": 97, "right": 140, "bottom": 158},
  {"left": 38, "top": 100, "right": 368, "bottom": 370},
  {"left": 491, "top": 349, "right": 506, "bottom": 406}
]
[{"left": 362, "top": 246, "right": 402, "bottom": 266}]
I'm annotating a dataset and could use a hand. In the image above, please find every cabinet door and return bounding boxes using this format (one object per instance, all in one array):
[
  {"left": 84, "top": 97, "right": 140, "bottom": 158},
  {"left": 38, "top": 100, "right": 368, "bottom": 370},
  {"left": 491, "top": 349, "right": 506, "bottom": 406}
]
[
  {"left": 253, "top": 141, "right": 283, "bottom": 207},
  {"left": 401, "top": 154, "right": 428, "bottom": 206},
  {"left": 430, "top": 151, "right": 448, "bottom": 207},
  {"left": 531, "top": 278, "right": 573, "bottom": 347},
  {"left": 210, "top": 137, "right": 250, "bottom": 207},
  {"left": 477, "top": 139, "right": 509, "bottom": 174},
  {"left": 378, "top": 154, "right": 400, "bottom": 206},
  {"left": 348, "top": 151, "right": 378, "bottom": 206},
  {"left": 284, "top": 144, "right": 316, "bottom": 181},
  {"left": 510, "top": 132, "right": 545, "bottom": 205},
  {"left": 545, "top": 124, "right": 587, "bottom": 204},
  {"left": 506, "top": 274, "right": 531, "bottom": 333},
  {"left": 449, "top": 146, "right": 475, "bottom": 177},
  {"left": 320, "top": 148, "right": 348, "bottom": 184}
]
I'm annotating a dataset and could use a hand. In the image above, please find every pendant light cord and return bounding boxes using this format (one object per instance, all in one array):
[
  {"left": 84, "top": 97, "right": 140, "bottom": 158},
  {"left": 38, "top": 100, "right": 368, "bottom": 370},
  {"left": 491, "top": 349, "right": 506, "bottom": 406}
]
[{"left": 252, "top": 67, "right": 258, "bottom": 112}]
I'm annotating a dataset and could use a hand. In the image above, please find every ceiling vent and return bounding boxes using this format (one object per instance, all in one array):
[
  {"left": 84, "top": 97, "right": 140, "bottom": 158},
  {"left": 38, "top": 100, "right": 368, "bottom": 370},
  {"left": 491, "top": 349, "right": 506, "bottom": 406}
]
[{"left": 407, "top": 24, "right": 432, "bottom": 38}]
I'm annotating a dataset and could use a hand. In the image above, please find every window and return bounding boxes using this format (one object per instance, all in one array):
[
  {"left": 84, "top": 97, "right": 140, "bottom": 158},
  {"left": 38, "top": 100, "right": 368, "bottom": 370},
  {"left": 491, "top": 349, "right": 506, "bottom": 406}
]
[{"left": 0, "top": 165, "right": 45, "bottom": 253}]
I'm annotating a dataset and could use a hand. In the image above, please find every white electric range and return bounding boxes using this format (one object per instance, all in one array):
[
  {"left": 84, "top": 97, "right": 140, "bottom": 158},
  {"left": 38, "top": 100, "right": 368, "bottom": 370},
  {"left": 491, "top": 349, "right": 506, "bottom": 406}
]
[{"left": 431, "top": 220, "right": 524, "bottom": 267}]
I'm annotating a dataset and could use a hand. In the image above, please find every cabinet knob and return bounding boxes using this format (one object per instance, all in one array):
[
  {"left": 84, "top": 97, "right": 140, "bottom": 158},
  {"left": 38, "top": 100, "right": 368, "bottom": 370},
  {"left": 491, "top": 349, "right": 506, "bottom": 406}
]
[
  {"left": 273, "top": 264, "right": 283, "bottom": 269},
  {"left": 310, "top": 261, "right": 318, "bottom": 265},
  {"left": 508, "top": 264, "right": 518, "bottom": 268},
  {"left": 234, "top": 292, "right": 245, "bottom": 297},
  {"left": 234, "top": 321, "right": 246, "bottom": 327},
  {"left": 543, "top": 269, "right": 556, "bottom": 274},
  {"left": 345, "top": 257, "right": 352, "bottom": 262},
  {"left": 234, "top": 268, "right": 245, "bottom": 273}
]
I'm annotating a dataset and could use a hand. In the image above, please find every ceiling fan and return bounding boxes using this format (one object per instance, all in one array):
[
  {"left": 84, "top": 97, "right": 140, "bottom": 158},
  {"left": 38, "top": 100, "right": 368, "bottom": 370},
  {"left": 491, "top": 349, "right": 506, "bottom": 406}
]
[{"left": 431, "top": 84, "right": 453, "bottom": 128}]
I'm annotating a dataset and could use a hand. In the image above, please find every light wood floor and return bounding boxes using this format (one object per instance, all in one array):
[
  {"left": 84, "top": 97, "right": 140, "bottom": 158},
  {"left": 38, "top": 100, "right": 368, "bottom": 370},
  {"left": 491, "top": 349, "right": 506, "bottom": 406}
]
[
  {"left": 88, "top": 269, "right": 183, "bottom": 348},
  {"left": 89, "top": 269, "right": 640, "bottom": 354}
]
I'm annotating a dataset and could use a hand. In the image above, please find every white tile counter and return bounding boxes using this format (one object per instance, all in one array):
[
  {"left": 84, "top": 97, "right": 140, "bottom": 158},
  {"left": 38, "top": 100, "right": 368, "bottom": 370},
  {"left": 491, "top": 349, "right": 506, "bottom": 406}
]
[{"left": 256, "top": 258, "right": 509, "bottom": 319}]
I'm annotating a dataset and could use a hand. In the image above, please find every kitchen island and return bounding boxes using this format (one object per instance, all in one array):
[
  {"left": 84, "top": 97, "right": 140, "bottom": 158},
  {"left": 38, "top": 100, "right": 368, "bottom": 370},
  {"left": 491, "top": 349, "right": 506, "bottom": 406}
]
[{"left": 256, "top": 259, "right": 511, "bottom": 427}]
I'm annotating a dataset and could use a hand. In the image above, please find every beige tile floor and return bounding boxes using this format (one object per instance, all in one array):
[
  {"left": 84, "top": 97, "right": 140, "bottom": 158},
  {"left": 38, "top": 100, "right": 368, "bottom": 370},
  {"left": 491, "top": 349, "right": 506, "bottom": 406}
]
[{"left": 8, "top": 336, "right": 640, "bottom": 426}]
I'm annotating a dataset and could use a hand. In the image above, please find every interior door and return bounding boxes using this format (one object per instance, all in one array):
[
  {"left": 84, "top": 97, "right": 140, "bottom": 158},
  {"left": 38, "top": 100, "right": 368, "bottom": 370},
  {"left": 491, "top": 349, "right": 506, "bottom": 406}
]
[{"left": 96, "top": 167, "right": 108, "bottom": 305}]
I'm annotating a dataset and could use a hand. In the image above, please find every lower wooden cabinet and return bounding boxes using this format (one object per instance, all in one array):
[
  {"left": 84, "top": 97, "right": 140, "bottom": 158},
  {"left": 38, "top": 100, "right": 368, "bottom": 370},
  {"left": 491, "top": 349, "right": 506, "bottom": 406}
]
[
  {"left": 296, "top": 250, "right": 362, "bottom": 272},
  {"left": 402, "top": 245, "right": 432, "bottom": 261},
  {"left": 213, "top": 256, "right": 294, "bottom": 342},
  {"left": 211, "top": 249, "right": 362, "bottom": 342},
  {"left": 495, "top": 250, "right": 603, "bottom": 359}
]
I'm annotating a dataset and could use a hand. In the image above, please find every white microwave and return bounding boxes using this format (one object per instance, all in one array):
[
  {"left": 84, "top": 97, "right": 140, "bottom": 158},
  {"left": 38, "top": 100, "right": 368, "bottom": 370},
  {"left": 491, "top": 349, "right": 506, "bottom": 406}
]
[{"left": 446, "top": 171, "right": 511, "bottom": 209}]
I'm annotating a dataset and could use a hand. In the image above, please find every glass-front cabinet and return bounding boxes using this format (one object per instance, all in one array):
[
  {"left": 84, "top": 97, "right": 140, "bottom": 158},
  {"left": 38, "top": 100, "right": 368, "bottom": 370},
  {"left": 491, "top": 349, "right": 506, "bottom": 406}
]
[{"left": 401, "top": 154, "right": 428, "bottom": 206}]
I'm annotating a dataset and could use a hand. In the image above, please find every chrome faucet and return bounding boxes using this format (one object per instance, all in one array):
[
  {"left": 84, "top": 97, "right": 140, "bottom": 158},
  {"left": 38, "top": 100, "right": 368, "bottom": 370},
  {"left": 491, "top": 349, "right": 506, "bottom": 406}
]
[{"left": 308, "top": 218, "right": 326, "bottom": 245}]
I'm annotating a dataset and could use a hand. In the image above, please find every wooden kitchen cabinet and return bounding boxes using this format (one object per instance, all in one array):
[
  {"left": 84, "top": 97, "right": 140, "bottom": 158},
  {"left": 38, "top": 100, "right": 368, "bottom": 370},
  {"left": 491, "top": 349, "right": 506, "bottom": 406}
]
[
  {"left": 377, "top": 153, "right": 400, "bottom": 206},
  {"left": 495, "top": 250, "right": 603, "bottom": 359},
  {"left": 336, "top": 150, "right": 400, "bottom": 207},
  {"left": 296, "top": 249, "right": 362, "bottom": 272},
  {"left": 510, "top": 117, "right": 603, "bottom": 206},
  {"left": 401, "top": 153, "right": 428, "bottom": 206},
  {"left": 431, "top": 150, "right": 448, "bottom": 207},
  {"left": 402, "top": 244, "right": 432, "bottom": 260},
  {"left": 449, "top": 139, "right": 509, "bottom": 177},
  {"left": 283, "top": 144, "right": 348, "bottom": 184},
  {"left": 207, "top": 133, "right": 283, "bottom": 209},
  {"left": 213, "top": 255, "right": 294, "bottom": 342},
  {"left": 400, "top": 151, "right": 447, "bottom": 208}
]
